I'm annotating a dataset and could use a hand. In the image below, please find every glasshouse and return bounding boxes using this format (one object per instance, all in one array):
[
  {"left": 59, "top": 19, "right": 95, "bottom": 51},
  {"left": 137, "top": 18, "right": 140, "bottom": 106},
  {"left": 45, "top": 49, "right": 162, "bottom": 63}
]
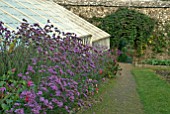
[{"left": 0, "top": 0, "right": 110, "bottom": 49}]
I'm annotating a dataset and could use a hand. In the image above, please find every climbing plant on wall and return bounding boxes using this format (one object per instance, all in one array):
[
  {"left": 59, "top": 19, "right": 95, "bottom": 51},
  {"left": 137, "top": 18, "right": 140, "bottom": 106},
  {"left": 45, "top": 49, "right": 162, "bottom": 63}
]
[
  {"left": 88, "top": 7, "right": 170, "bottom": 62},
  {"left": 148, "top": 22, "right": 170, "bottom": 54},
  {"left": 99, "top": 8, "right": 155, "bottom": 51}
]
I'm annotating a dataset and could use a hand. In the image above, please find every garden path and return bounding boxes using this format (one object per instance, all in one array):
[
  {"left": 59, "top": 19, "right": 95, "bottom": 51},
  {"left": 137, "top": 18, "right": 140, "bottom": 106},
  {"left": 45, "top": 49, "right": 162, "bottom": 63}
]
[{"left": 81, "top": 63, "right": 144, "bottom": 114}]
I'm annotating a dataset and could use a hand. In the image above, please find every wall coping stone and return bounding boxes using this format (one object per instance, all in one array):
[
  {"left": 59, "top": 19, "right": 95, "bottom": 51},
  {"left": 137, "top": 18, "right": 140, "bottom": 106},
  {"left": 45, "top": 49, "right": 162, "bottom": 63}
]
[{"left": 50, "top": 0, "right": 170, "bottom": 8}]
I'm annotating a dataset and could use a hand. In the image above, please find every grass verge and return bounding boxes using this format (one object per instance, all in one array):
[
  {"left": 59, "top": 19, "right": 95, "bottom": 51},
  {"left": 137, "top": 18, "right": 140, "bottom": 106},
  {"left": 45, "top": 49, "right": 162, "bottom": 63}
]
[
  {"left": 132, "top": 68, "right": 170, "bottom": 114},
  {"left": 77, "top": 78, "right": 116, "bottom": 114}
]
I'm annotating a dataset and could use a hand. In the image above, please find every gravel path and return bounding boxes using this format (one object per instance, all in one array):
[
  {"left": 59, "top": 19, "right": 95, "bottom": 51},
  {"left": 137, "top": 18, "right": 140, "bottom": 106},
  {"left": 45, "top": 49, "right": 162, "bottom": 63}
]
[
  {"left": 81, "top": 63, "right": 144, "bottom": 114},
  {"left": 109, "top": 63, "right": 144, "bottom": 114}
]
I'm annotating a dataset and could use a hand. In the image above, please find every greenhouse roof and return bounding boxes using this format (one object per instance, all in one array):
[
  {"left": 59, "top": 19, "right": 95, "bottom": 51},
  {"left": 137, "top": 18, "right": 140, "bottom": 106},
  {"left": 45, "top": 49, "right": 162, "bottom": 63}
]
[{"left": 0, "top": 0, "right": 110, "bottom": 42}]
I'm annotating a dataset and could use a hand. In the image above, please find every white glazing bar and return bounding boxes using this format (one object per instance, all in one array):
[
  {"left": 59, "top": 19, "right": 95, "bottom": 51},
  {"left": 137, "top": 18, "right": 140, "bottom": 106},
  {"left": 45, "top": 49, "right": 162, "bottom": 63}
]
[
  {"left": 25, "top": 0, "right": 86, "bottom": 36},
  {"left": 3, "top": 0, "right": 43, "bottom": 26},
  {"left": 23, "top": 0, "right": 72, "bottom": 31},
  {"left": 38, "top": 0, "right": 93, "bottom": 36},
  {"left": 3, "top": 23, "right": 15, "bottom": 30},
  {"left": 42, "top": 0, "right": 110, "bottom": 41}
]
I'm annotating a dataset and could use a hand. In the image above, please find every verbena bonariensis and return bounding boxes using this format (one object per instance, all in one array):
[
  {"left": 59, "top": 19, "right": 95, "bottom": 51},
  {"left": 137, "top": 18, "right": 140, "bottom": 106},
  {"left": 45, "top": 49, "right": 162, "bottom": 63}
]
[{"left": 0, "top": 20, "right": 120, "bottom": 114}]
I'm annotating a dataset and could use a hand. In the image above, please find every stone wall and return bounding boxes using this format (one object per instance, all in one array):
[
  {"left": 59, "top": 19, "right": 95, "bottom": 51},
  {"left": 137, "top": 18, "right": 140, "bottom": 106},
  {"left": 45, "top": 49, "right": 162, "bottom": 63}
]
[
  {"left": 50, "top": 0, "right": 170, "bottom": 26},
  {"left": 51, "top": 0, "right": 168, "bottom": 7}
]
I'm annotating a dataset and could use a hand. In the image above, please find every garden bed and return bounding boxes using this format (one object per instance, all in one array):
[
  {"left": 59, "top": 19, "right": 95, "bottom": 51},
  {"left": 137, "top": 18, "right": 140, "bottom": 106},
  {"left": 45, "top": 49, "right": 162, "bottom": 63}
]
[
  {"left": 134, "top": 63, "right": 170, "bottom": 82},
  {"left": 155, "top": 70, "right": 170, "bottom": 83},
  {"left": 134, "top": 64, "right": 170, "bottom": 68},
  {"left": 0, "top": 21, "right": 121, "bottom": 114}
]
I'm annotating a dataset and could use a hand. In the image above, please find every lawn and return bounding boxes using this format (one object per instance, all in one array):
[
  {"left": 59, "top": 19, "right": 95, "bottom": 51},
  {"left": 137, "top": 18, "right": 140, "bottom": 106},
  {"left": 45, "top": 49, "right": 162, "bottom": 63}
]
[
  {"left": 132, "top": 68, "right": 170, "bottom": 114},
  {"left": 77, "top": 78, "right": 116, "bottom": 114}
]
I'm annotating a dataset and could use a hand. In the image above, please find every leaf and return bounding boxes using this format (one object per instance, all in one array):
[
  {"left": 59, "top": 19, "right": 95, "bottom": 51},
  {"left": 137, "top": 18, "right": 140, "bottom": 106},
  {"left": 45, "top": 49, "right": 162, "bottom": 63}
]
[
  {"left": 6, "top": 99, "right": 13, "bottom": 104},
  {"left": 0, "top": 81, "right": 5, "bottom": 86},
  {"left": 1, "top": 103, "right": 8, "bottom": 110},
  {"left": 2, "top": 75, "right": 8, "bottom": 80},
  {"left": 21, "top": 80, "right": 26, "bottom": 85},
  {"left": 17, "top": 88, "right": 24, "bottom": 93},
  {"left": 3, "top": 94, "right": 11, "bottom": 100}
]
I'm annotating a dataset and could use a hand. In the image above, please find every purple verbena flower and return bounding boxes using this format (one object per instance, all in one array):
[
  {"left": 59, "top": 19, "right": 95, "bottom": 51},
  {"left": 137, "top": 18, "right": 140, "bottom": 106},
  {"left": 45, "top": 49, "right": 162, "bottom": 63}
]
[
  {"left": 18, "top": 73, "right": 23, "bottom": 77},
  {"left": 48, "top": 68, "right": 57, "bottom": 75},
  {"left": 57, "top": 101, "right": 63, "bottom": 107},
  {"left": 0, "top": 87, "right": 6, "bottom": 92},
  {"left": 27, "top": 65, "right": 35, "bottom": 73},
  {"left": 40, "top": 97, "right": 45, "bottom": 102},
  {"left": 56, "top": 90, "right": 61, "bottom": 96},
  {"left": 37, "top": 91, "right": 43, "bottom": 96},
  {"left": 14, "top": 103, "right": 21, "bottom": 106},
  {"left": 14, "top": 108, "right": 24, "bottom": 114}
]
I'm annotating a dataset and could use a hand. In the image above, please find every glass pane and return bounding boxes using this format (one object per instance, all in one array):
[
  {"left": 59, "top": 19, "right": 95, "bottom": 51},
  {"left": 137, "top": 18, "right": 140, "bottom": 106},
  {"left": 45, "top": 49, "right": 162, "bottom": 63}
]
[
  {"left": 15, "top": 1, "right": 37, "bottom": 10},
  {"left": 18, "top": 8, "right": 36, "bottom": 16},
  {"left": 0, "top": 10, "right": 20, "bottom": 24},
  {"left": 4, "top": 1, "right": 23, "bottom": 9},
  {"left": 8, "top": 23, "right": 19, "bottom": 29},
  {"left": 0, "top": 2, "right": 9, "bottom": 7},
  {"left": 1, "top": 0, "right": 92, "bottom": 39},
  {"left": 30, "top": 15, "right": 47, "bottom": 24},
  {"left": 1, "top": 7, "right": 21, "bottom": 16},
  {"left": 16, "top": 15, "right": 34, "bottom": 23}
]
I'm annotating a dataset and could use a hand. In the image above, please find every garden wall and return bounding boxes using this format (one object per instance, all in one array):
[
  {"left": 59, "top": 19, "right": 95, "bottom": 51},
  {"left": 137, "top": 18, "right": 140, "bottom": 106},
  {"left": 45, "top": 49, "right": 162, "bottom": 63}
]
[{"left": 51, "top": 0, "right": 170, "bottom": 26}]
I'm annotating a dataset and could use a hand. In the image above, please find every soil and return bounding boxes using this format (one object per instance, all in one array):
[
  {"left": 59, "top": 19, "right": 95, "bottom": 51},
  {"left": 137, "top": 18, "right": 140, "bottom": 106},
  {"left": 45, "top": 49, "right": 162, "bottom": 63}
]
[{"left": 155, "top": 70, "right": 170, "bottom": 82}]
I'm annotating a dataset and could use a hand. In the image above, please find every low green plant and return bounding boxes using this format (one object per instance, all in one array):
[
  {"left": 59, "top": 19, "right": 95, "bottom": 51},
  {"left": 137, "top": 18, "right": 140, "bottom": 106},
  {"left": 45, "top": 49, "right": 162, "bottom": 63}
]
[
  {"left": 142, "top": 59, "right": 170, "bottom": 66},
  {"left": 0, "top": 70, "right": 28, "bottom": 113},
  {"left": 0, "top": 30, "right": 37, "bottom": 77},
  {"left": 103, "top": 57, "right": 120, "bottom": 78}
]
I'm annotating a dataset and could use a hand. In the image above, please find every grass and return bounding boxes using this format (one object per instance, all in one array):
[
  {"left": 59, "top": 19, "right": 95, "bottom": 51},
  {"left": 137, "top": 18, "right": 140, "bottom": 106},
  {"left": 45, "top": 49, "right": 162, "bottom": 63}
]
[
  {"left": 77, "top": 78, "right": 116, "bottom": 114},
  {"left": 132, "top": 68, "right": 170, "bottom": 114}
]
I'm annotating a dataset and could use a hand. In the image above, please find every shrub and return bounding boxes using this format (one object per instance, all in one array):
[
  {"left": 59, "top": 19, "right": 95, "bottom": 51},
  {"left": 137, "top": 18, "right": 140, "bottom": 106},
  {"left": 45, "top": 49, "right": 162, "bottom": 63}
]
[
  {"left": 90, "top": 8, "right": 155, "bottom": 58},
  {"left": 100, "top": 8, "right": 155, "bottom": 50}
]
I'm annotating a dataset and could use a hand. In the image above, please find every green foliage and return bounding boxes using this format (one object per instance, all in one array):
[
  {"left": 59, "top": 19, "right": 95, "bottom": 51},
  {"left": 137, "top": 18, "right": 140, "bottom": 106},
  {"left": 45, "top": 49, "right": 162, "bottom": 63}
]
[
  {"left": 118, "top": 54, "right": 133, "bottom": 63},
  {"left": 100, "top": 8, "right": 155, "bottom": 50},
  {"left": 90, "top": 8, "right": 155, "bottom": 56},
  {"left": 117, "top": 46, "right": 133, "bottom": 63},
  {"left": 0, "top": 37, "right": 37, "bottom": 77},
  {"left": 142, "top": 59, "right": 170, "bottom": 66},
  {"left": 103, "top": 58, "right": 120, "bottom": 78},
  {"left": 0, "top": 70, "right": 27, "bottom": 113},
  {"left": 148, "top": 22, "right": 170, "bottom": 54}
]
